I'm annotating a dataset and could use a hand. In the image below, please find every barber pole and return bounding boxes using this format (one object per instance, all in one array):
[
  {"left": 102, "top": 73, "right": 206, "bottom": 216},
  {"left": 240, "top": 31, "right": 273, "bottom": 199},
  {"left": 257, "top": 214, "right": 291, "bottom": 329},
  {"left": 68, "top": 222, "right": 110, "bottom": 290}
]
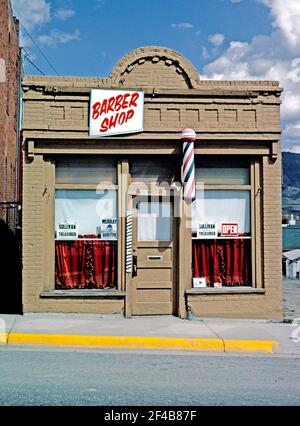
[
  {"left": 181, "top": 128, "right": 196, "bottom": 202},
  {"left": 126, "top": 211, "right": 133, "bottom": 273}
]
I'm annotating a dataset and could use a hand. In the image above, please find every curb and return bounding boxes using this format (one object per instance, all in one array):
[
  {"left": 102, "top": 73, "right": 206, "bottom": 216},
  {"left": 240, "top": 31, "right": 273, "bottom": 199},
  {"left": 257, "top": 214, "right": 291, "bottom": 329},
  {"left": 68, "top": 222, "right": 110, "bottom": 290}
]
[{"left": 2, "top": 333, "right": 279, "bottom": 353}]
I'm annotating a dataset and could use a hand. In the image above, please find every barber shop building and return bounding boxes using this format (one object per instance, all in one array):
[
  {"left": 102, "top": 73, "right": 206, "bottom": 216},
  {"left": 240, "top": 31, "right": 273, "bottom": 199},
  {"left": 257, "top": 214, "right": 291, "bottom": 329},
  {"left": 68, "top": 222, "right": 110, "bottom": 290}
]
[{"left": 21, "top": 46, "right": 283, "bottom": 319}]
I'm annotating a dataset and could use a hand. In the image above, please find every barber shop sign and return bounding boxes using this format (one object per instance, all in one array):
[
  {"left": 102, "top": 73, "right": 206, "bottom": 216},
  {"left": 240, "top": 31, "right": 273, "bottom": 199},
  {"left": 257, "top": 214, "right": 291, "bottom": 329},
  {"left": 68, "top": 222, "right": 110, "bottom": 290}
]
[{"left": 89, "top": 89, "right": 144, "bottom": 137}]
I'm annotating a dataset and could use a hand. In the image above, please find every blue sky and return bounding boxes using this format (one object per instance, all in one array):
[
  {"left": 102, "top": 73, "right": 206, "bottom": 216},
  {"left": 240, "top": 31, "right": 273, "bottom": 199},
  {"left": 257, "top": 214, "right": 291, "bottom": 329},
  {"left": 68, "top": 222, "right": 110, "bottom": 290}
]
[{"left": 11, "top": 0, "right": 300, "bottom": 152}]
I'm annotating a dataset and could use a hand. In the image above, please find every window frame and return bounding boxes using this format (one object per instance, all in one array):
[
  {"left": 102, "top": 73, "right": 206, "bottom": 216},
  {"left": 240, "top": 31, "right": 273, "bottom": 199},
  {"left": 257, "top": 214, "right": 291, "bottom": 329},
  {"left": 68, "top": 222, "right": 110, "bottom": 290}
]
[
  {"left": 192, "top": 158, "right": 262, "bottom": 289},
  {"left": 52, "top": 157, "right": 123, "bottom": 291}
]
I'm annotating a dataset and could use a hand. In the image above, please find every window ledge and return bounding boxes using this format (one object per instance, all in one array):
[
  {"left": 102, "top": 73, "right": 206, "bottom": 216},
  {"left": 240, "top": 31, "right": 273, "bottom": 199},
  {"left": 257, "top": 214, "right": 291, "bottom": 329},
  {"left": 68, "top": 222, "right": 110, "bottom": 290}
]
[
  {"left": 40, "top": 289, "right": 125, "bottom": 298},
  {"left": 186, "top": 287, "right": 265, "bottom": 295}
]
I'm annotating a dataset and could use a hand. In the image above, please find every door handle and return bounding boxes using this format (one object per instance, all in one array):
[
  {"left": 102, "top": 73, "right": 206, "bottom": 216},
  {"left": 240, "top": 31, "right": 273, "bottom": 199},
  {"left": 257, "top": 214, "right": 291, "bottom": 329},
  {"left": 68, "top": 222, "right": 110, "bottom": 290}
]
[{"left": 133, "top": 254, "right": 137, "bottom": 277}]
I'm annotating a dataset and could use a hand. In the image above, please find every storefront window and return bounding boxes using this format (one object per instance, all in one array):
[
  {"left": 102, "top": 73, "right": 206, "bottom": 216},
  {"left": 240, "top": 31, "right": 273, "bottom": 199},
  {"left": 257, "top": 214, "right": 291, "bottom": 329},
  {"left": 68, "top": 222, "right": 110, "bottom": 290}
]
[
  {"left": 54, "top": 157, "right": 118, "bottom": 290},
  {"left": 192, "top": 190, "right": 250, "bottom": 236},
  {"left": 192, "top": 161, "right": 252, "bottom": 288},
  {"left": 55, "top": 189, "right": 117, "bottom": 290}
]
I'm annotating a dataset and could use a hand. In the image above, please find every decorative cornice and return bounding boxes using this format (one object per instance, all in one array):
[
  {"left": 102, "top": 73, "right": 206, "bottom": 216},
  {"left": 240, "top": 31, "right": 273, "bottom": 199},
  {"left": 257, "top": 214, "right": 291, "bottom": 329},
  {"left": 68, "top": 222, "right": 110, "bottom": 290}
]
[{"left": 109, "top": 46, "right": 201, "bottom": 89}]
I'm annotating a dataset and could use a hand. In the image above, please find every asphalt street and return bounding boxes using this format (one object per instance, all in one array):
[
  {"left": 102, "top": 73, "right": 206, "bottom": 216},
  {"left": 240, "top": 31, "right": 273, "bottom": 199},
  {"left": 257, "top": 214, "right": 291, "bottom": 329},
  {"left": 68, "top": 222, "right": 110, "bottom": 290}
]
[{"left": 0, "top": 346, "right": 299, "bottom": 406}]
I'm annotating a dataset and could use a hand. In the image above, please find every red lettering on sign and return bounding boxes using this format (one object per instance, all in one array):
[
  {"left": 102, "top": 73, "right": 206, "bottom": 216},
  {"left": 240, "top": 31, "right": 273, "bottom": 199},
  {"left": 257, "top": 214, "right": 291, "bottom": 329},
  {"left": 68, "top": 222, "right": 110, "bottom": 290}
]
[
  {"left": 100, "top": 99, "right": 108, "bottom": 116},
  {"left": 221, "top": 223, "right": 239, "bottom": 236},
  {"left": 99, "top": 109, "right": 135, "bottom": 133},
  {"left": 92, "top": 101, "right": 101, "bottom": 120},
  {"left": 119, "top": 111, "right": 126, "bottom": 125},
  {"left": 126, "top": 109, "right": 134, "bottom": 121},
  {"left": 122, "top": 93, "right": 130, "bottom": 109},
  {"left": 100, "top": 117, "right": 109, "bottom": 133},
  {"left": 129, "top": 92, "right": 139, "bottom": 108},
  {"left": 107, "top": 97, "right": 115, "bottom": 114},
  {"left": 109, "top": 113, "right": 118, "bottom": 129}
]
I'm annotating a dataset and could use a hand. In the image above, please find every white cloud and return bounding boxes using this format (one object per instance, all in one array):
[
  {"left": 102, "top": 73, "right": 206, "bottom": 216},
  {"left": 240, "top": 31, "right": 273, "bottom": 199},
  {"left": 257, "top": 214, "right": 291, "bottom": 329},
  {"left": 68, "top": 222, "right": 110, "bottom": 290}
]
[
  {"left": 284, "top": 122, "right": 300, "bottom": 139},
  {"left": 171, "top": 22, "right": 194, "bottom": 30},
  {"left": 208, "top": 33, "right": 225, "bottom": 48},
  {"left": 55, "top": 8, "right": 76, "bottom": 20},
  {"left": 284, "top": 122, "right": 300, "bottom": 153},
  {"left": 231, "top": 0, "right": 242, "bottom": 3},
  {"left": 11, "top": 0, "right": 51, "bottom": 31},
  {"left": 261, "top": 0, "right": 300, "bottom": 51},
  {"left": 37, "top": 29, "right": 80, "bottom": 47},
  {"left": 202, "top": 2, "right": 300, "bottom": 151},
  {"left": 202, "top": 47, "right": 210, "bottom": 59},
  {"left": 289, "top": 145, "right": 300, "bottom": 154}
]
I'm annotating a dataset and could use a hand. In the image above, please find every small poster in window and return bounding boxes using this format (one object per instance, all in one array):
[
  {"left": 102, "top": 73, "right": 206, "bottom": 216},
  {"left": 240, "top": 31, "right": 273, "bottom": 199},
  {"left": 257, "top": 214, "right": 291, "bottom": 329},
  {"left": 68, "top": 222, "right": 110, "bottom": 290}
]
[
  {"left": 221, "top": 223, "right": 239, "bottom": 237},
  {"left": 197, "top": 222, "right": 217, "bottom": 239},
  {"left": 101, "top": 218, "right": 117, "bottom": 240},
  {"left": 56, "top": 223, "right": 78, "bottom": 240},
  {"left": 193, "top": 277, "right": 207, "bottom": 288}
]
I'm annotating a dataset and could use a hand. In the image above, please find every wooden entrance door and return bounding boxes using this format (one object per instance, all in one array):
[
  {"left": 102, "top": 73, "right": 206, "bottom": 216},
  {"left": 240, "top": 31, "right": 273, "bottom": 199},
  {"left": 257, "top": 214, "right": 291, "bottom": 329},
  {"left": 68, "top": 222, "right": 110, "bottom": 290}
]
[{"left": 131, "top": 197, "right": 176, "bottom": 315}]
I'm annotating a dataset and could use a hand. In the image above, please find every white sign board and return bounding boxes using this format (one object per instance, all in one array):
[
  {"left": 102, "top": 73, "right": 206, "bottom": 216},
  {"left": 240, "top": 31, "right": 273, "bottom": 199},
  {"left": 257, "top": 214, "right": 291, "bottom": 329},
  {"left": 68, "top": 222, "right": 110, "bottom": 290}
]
[
  {"left": 89, "top": 89, "right": 144, "bottom": 137},
  {"left": 101, "top": 218, "right": 117, "bottom": 240},
  {"left": 57, "top": 223, "right": 78, "bottom": 240},
  {"left": 197, "top": 222, "right": 217, "bottom": 239},
  {"left": 193, "top": 277, "right": 207, "bottom": 288}
]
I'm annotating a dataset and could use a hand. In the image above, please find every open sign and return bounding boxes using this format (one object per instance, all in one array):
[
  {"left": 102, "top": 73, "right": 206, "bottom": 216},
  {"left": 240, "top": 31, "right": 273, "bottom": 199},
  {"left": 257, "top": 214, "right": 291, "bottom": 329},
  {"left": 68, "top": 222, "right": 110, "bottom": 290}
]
[
  {"left": 89, "top": 89, "right": 144, "bottom": 137},
  {"left": 221, "top": 223, "right": 239, "bottom": 237}
]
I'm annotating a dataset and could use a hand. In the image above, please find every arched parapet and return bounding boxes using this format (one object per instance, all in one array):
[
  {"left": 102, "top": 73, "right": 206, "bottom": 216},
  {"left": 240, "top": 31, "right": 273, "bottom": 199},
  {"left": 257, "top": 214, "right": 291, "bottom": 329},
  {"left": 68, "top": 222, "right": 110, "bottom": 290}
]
[{"left": 110, "top": 46, "right": 200, "bottom": 89}]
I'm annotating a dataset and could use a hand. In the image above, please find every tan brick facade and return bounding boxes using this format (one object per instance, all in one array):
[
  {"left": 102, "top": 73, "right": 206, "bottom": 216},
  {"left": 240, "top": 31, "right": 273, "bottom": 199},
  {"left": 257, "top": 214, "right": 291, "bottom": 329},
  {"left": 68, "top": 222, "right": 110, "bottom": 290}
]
[{"left": 22, "top": 46, "right": 283, "bottom": 319}]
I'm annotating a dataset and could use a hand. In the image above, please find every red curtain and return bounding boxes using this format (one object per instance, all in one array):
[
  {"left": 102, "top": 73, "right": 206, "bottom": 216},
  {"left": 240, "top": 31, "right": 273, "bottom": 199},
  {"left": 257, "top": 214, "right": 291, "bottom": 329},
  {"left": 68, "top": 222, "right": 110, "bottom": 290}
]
[
  {"left": 55, "top": 239, "right": 116, "bottom": 289},
  {"left": 193, "top": 239, "right": 251, "bottom": 286}
]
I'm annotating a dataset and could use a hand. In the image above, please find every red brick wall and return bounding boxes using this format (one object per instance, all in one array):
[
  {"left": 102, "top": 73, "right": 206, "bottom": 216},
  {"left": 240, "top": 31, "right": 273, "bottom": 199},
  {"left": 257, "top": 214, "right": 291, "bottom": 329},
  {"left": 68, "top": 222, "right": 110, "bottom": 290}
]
[{"left": 0, "top": 0, "right": 20, "bottom": 220}]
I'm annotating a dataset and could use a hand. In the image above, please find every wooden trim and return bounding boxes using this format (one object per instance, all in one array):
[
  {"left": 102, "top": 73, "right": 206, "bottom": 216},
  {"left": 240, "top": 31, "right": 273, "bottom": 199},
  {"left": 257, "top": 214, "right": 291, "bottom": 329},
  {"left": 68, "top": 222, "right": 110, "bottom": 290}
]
[
  {"left": 43, "top": 158, "right": 55, "bottom": 291},
  {"left": 192, "top": 236, "right": 251, "bottom": 240},
  {"left": 131, "top": 209, "right": 138, "bottom": 316},
  {"left": 33, "top": 146, "right": 271, "bottom": 157},
  {"left": 254, "top": 159, "right": 263, "bottom": 287},
  {"left": 137, "top": 261, "right": 172, "bottom": 269},
  {"left": 172, "top": 202, "right": 179, "bottom": 316},
  {"left": 135, "top": 241, "right": 173, "bottom": 248},
  {"left": 32, "top": 141, "right": 272, "bottom": 157},
  {"left": 123, "top": 160, "right": 132, "bottom": 318},
  {"left": 250, "top": 161, "right": 256, "bottom": 288},
  {"left": 55, "top": 184, "right": 118, "bottom": 190},
  {"left": 117, "top": 161, "right": 122, "bottom": 292},
  {"left": 127, "top": 188, "right": 181, "bottom": 197},
  {"left": 120, "top": 160, "right": 128, "bottom": 293},
  {"left": 196, "top": 185, "right": 252, "bottom": 190},
  {"left": 178, "top": 183, "right": 192, "bottom": 318},
  {"left": 40, "top": 290, "right": 125, "bottom": 298},
  {"left": 137, "top": 281, "right": 173, "bottom": 290},
  {"left": 186, "top": 287, "right": 265, "bottom": 295}
]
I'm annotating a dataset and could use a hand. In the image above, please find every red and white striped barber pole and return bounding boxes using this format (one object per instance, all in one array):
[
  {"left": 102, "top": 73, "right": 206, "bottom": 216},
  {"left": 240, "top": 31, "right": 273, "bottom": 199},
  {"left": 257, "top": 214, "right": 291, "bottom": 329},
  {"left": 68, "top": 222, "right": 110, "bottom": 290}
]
[{"left": 181, "top": 128, "right": 196, "bottom": 202}]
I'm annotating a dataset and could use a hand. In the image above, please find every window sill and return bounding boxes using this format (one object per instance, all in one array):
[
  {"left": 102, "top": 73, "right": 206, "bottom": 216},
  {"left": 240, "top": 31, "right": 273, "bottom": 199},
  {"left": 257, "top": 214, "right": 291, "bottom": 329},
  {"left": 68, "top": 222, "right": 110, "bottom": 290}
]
[
  {"left": 186, "top": 287, "right": 265, "bottom": 295},
  {"left": 40, "top": 289, "right": 125, "bottom": 298}
]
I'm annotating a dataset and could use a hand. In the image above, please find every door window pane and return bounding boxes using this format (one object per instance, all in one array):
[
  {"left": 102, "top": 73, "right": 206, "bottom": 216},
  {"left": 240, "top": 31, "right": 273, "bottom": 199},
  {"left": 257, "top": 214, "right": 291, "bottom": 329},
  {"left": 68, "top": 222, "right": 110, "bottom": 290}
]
[
  {"left": 130, "top": 158, "right": 178, "bottom": 184},
  {"left": 137, "top": 201, "right": 171, "bottom": 241}
]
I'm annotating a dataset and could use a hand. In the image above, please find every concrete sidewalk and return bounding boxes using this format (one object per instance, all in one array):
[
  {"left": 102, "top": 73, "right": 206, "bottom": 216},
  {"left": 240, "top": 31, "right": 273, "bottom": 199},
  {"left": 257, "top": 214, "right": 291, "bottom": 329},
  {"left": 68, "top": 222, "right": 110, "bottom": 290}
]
[{"left": 1, "top": 313, "right": 300, "bottom": 355}]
